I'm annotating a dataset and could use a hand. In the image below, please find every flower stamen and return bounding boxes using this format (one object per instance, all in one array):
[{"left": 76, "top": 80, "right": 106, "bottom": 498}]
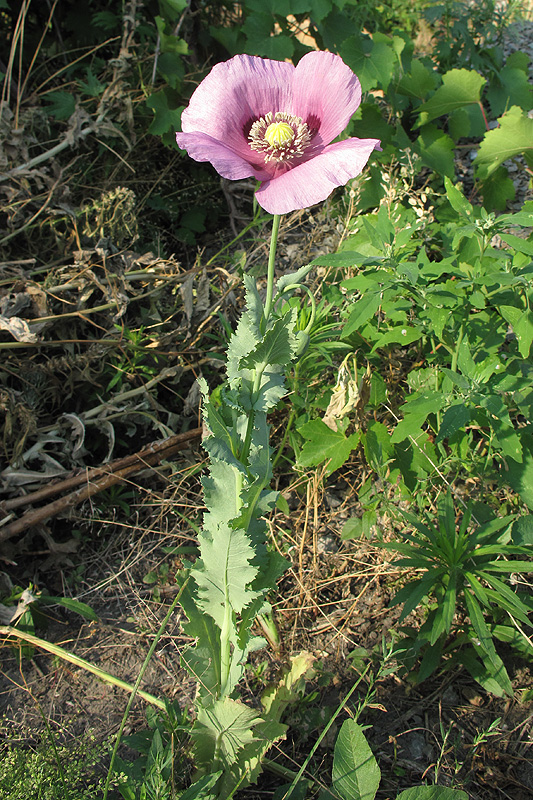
[{"left": 248, "top": 111, "right": 311, "bottom": 164}]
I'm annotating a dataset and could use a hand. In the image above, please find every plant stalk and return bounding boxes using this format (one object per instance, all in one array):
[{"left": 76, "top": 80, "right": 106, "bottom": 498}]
[{"left": 263, "top": 214, "right": 281, "bottom": 323}]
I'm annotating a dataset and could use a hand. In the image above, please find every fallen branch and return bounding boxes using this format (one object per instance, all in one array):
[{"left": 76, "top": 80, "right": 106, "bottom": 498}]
[{"left": 0, "top": 427, "right": 202, "bottom": 543}]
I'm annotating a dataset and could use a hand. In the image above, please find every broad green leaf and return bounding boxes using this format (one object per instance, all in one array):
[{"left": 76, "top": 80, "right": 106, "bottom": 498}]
[
  {"left": 444, "top": 176, "right": 474, "bottom": 217},
  {"left": 391, "top": 391, "right": 445, "bottom": 443},
  {"left": 475, "top": 106, "right": 533, "bottom": 180},
  {"left": 159, "top": 0, "right": 188, "bottom": 15},
  {"left": 340, "top": 34, "right": 397, "bottom": 92},
  {"left": 499, "top": 305, "right": 533, "bottom": 358},
  {"left": 343, "top": 293, "right": 381, "bottom": 336},
  {"left": 397, "top": 786, "right": 468, "bottom": 800},
  {"left": 332, "top": 719, "right": 380, "bottom": 800},
  {"left": 486, "top": 65, "right": 533, "bottom": 117},
  {"left": 415, "top": 69, "right": 486, "bottom": 127},
  {"left": 243, "top": 13, "right": 294, "bottom": 59},
  {"left": 500, "top": 233, "right": 533, "bottom": 256},
  {"left": 512, "top": 515, "right": 533, "bottom": 546},
  {"left": 417, "top": 124, "right": 455, "bottom": 178},
  {"left": 155, "top": 15, "right": 188, "bottom": 54},
  {"left": 147, "top": 90, "right": 183, "bottom": 137},
  {"left": 364, "top": 421, "right": 393, "bottom": 466},
  {"left": 396, "top": 59, "right": 437, "bottom": 99},
  {"left": 370, "top": 325, "right": 422, "bottom": 352},
  {"left": 436, "top": 404, "right": 471, "bottom": 443},
  {"left": 448, "top": 103, "right": 487, "bottom": 140},
  {"left": 297, "top": 419, "right": 360, "bottom": 474},
  {"left": 502, "top": 433, "right": 533, "bottom": 510}
]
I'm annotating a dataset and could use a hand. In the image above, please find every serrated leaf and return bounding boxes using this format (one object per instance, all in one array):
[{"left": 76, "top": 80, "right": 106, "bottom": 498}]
[
  {"left": 297, "top": 419, "right": 360, "bottom": 474},
  {"left": 226, "top": 313, "right": 261, "bottom": 386},
  {"left": 193, "top": 697, "right": 261, "bottom": 768},
  {"left": 396, "top": 59, "right": 437, "bottom": 99},
  {"left": 45, "top": 91, "right": 76, "bottom": 120},
  {"left": 480, "top": 165, "right": 516, "bottom": 211},
  {"left": 415, "top": 68, "right": 486, "bottom": 127},
  {"left": 147, "top": 90, "right": 183, "bottom": 136},
  {"left": 194, "top": 524, "right": 260, "bottom": 629},
  {"left": 178, "top": 575, "right": 222, "bottom": 701},
  {"left": 487, "top": 65, "right": 533, "bottom": 117},
  {"left": 332, "top": 719, "right": 380, "bottom": 800},
  {"left": 216, "top": 718, "right": 287, "bottom": 799},
  {"left": 242, "top": 313, "right": 298, "bottom": 370},
  {"left": 202, "top": 456, "right": 247, "bottom": 529},
  {"left": 475, "top": 106, "right": 533, "bottom": 180}
]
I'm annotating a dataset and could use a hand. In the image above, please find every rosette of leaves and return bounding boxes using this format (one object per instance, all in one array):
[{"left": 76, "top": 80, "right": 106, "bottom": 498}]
[{"left": 382, "top": 493, "right": 533, "bottom": 696}]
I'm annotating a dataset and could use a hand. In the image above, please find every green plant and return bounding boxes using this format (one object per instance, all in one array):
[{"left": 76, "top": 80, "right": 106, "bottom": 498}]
[
  {"left": 325, "top": 718, "right": 468, "bottom": 800},
  {"left": 0, "top": 731, "right": 122, "bottom": 800},
  {"left": 381, "top": 493, "right": 533, "bottom": 696},
  {"left": 296, "top": 179, "right": 533, "bottom": 500}
]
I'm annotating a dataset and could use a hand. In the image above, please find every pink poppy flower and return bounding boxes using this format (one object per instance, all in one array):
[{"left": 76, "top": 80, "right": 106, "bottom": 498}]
[{"left": 176, "top": 51, "right": 381, "bottom": 215}]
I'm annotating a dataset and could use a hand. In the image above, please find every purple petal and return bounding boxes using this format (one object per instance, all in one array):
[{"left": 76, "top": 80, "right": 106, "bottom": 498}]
[
  {"left": 255, "top": 138, "right": 381, "bottom": 215},
  {"left": 290, "top": 52, "right": 362, "bottom": 146},
  {"left": 175, "top": 131, "right": 270, "bottom": 180},
  {"left": 180, "top": 55, "right": 295, "bottom": 161}
]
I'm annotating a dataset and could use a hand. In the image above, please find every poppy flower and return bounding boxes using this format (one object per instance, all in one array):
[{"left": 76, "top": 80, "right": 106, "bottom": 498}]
[{"left": 176, "top": 51, "right": 381, "bottom": 215}]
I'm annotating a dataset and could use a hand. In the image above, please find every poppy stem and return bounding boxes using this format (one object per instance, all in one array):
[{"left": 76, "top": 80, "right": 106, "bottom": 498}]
[{"left": 263, "top": 213, "right": 281, "bottom": 322}]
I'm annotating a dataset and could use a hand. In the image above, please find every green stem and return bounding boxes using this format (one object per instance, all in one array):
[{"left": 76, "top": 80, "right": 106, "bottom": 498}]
[
  {"left": 239, "top": 365, "right": 265, "bottom": 465},
  {"left": 451, "top": 320, "right": 466, "bottom": 373},
  {"left": 239, "top": 214, "right": 282, "bottom": 464},
  {"left": 219, "top": 587, "right": 232, "bottom": 697},
  {"left": 263, "top": 214, "right": 281, "bottom": 324}
]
